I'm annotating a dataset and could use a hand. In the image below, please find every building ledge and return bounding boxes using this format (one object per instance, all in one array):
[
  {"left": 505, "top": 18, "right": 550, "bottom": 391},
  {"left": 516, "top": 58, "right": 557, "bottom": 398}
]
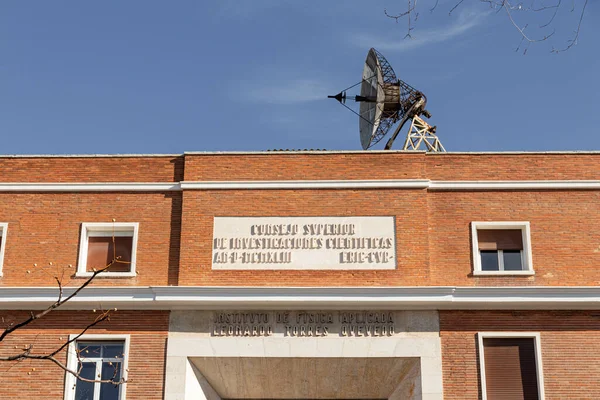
[
  {"left": 1, "top": 286, "right": 600, "bottom": 310},
  {"left": 1, "top": 179, "right": 600, "bottom": 192}
]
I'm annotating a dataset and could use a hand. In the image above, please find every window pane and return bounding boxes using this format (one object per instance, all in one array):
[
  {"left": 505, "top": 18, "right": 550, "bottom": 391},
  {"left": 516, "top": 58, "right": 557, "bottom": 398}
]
[
  {"left": 87, "top": 236, "right": 132, "bottom": 272},
  {"left": 483, "top": 338, "right": 539, "bottom": 400},
  {"left": 503, "top": 250, "right": 524, "bottom": 271},
  {"left": 102, "top": 343, "right": 125, "bottom": 359},
  {"left": 78, "top": 343, "right": 102, "bottom": 358},
  {"left": 480, "top": 250, "right": 499, "bottom": 271},
  {"left": 101, "top": 361, "right": 122, "bottom": 382},
  {"left": 75, "top": 362, "right": 96, "bottom": 400},
  {"left": 100, "top": 361, "right": 122, "bottom": 400},
  {"left": 478, "top": 229, "right": 523, "bottom": 250}
]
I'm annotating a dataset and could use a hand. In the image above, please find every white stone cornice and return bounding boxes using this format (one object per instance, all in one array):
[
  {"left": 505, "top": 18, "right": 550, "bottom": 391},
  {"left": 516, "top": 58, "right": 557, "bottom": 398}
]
[
  {"left": 182, "top": 179, "right": 600, "bottom": 190},
  {"left": 429, "top": 180, "right": 600, "bottom": 190},
  {"left": 0, "top": 180, "right": 599, "bottom": 192},
  {"left": 2, "top": 286, "right": 600, "bottom": 310},
  {"left": 180, "top": 180, "right": 430, "bottom": 190}
]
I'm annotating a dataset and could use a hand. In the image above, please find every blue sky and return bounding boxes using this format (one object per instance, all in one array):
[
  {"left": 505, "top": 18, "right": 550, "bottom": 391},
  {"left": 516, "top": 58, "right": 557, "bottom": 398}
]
[{"left": 0, "top": 1, "right": 597, "bottom": 154}]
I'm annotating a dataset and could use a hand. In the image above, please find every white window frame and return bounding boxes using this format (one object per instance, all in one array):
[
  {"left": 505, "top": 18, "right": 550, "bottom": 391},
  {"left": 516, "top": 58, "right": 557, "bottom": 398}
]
[
  {"left": 471, "top": 221, "right": 533, "bottom": 276},
  {"left": 63, "top": 334, "right": 130, "bottom": 400},
  {"left": 478, "top": 332, "right": 545, "bottom": 400},
  {"left": 0, "top": 223, "right": 7, "bottom": 277},
  {"left": 77, "top": 223, "right": 138, "bottom": 277}
]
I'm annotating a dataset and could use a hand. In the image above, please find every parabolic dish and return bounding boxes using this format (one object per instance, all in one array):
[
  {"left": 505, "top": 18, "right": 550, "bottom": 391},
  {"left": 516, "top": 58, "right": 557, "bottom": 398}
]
[{"left": 359, "top": 48, "right": 399, "bottom": 150}]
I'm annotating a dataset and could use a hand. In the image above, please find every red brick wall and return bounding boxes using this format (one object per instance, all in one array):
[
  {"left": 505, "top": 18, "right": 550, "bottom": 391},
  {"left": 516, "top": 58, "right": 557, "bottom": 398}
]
[
  {"left": 178, "top": 189, "right": 431, "bottom": 286},
  {"left": 183, "top": 152, "right": 426, "bottom": 181},
  {"left": 184, "top": 152, "right": 600, "bottom": 182},
  {"left": 0, "top": 310, "right": 169, "bottom": 400},
  {"left": 0, "top": 152, "right": 597, "bottom": 287},
  {"left": 440, "top": 310, "right": 600, "bottom": 400},
  {"left": 0, "top": 192, "right": 181, "bottom": 287},
  {"left": 3, "top": 188, "right": 597, "bottom": 288},
  {"left": 426, "top": 153, "right": 600, "bottom": 180},
  {"left": 0, "top": 156, "right": 182, "bottom": 183},
  {"left": 178, "top": 187, "right": 599, "bottom": 287},
  {"left": 428, "top": 190, "right": 600, "bottom": 286}
]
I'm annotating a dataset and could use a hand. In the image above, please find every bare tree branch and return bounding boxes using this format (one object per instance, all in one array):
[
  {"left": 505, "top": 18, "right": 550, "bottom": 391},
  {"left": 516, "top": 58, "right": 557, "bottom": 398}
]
[
  {"left": 537, "top": 0, "right": 561, "bottom": 29},
  {"left": 552, "top": 0, "right": 588, "bottom": 53},
  {"left": 385, "top": 0, "right": 419, "bottom": 39},
  {"left": 0, "top": 314, "right": 121, "bottom": 384},
  {"left": 502, "top": 1, "right": 556, "bottom": 48},
  {"left": 0, "top": 221, "right": 131, "bottom": 385},
  {"left": 449, "top": 0, "right": 466, "bottom": 16},
  {"left": 0, "top": 265, "right": 113, "bottom": 343},
  {"left": 386, "top": 0, "right": 588, "bottom": 53}
]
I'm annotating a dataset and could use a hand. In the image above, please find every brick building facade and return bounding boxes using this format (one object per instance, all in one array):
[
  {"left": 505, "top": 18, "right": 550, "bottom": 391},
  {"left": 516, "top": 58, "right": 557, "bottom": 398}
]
[{"left": 0, "top": 151, "right": 598, "bottom": 399}]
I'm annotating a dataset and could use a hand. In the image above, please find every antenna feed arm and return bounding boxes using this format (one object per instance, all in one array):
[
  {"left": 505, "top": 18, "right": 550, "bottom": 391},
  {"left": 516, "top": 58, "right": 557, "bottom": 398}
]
[
  {"left": 421, "top": 109, "right": 432, "bottom": 119},
  {"left": 328, "top": 91, "right": 347, "bottom": 104}
]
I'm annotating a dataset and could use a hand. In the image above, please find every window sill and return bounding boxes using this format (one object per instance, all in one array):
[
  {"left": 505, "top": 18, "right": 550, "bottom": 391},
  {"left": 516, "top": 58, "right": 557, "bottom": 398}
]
[
  {"left": 473, "top": 270, "right": 535, "bottom": 276},
  {"left": 75, "top": 271, "right": 136, "bottom": 278}
]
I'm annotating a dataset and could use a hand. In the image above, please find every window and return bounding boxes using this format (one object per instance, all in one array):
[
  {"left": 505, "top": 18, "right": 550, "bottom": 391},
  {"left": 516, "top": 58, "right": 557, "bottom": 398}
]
[
  {"left": 471, "top": 222, "right": 533, "bottom": 275},
  {"left": 77, "top": 223, "right": 138, "bottom": 277},
  {"left": 478, "top": 332, "right": 545, "bottom": 400},
  {"left": 0, "top": 223, "right": 7, "bottom": 277},
  {"left": 64, "top": 335, "right": 130, "bottom": 400}
]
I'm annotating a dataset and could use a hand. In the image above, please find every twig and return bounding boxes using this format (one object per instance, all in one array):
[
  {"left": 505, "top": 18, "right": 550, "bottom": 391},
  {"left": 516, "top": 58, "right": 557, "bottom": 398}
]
[
  {"left": 552, "top": 0, "right": 587, "bottom": 53},
  {"left": 449, "top": 0, "right": 466, "bottom": 16},
  {"left": 502, "top": 0, "right": 555, "bottom": 44}
]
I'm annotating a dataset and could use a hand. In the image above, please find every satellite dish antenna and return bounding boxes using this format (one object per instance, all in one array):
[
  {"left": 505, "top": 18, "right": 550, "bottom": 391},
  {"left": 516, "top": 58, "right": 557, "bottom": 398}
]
[{"left": 329, "top": 48, "right": 445, "bottom": 152}]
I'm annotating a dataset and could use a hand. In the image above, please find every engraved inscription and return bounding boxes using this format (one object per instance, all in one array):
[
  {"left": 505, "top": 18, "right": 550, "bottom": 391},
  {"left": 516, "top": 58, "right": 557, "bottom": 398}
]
[
  {"left": 211, "top": 311, "right": 396, "bottom": 337},
  {"left": 212, "top": 217, "right": 396, "bottom": 270}
]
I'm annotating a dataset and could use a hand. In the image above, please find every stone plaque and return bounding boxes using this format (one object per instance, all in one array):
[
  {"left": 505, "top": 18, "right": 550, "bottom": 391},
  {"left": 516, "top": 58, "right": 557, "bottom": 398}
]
[{"left": 212, "top": 216, "right": 396, "bottom": 270}]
